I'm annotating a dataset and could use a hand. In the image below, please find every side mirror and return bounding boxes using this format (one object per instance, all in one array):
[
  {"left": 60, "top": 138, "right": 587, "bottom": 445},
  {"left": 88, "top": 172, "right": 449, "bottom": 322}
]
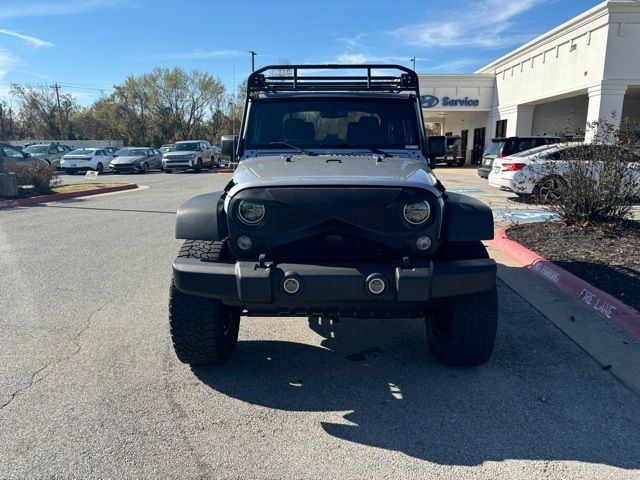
[{"left": 221, "top": 135, "right": 238, "bottom": 156}]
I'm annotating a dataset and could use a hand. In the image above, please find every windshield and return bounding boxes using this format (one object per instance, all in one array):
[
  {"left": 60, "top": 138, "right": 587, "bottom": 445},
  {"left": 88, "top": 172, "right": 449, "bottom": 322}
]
[
  {"left": 116, "top": 148, "right": 148, "bottom": 157},
  {"left": 171, "top": 143, "right": 199, "bottom": 152},
  {"left": 245, "top": 97, "right": 420, "bottom": 150},
  {"left": 68, "top": 149, "right": 95, "bottom": 155},
  {"left": 24, "top": 145, "right": 49, "bottom": 154},
  {"left": 484, "top": 141, "right": 505, "bottom": 157}
]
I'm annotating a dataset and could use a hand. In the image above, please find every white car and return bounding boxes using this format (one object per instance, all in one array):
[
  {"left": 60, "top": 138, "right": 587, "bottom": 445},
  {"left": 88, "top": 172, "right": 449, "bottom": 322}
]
[
  {"left": 60, "top": 148, "right": 114, "bottom": 175},
  {"left": 489, "top": 142, "right": 640, "bottom": 201},
  {"left": 488, "top": 143, "right": 581, "bottom": 200}
]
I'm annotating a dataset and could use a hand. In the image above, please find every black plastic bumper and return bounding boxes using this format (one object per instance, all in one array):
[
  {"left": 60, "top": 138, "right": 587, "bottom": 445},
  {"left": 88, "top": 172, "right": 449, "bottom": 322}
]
[
  {"left": 172, "top": 257, "right": 497, "bottom": 316},
  {"left": 477, "top": 166, "right": 492, "bottom": 178}
]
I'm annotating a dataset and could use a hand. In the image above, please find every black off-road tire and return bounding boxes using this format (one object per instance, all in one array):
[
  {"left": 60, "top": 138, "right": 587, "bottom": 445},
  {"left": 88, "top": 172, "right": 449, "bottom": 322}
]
[
  {"left": 195, "top": 159, "right": 203, "bottom": 172},
  {"left": 427, "top": 240, "right": 497, "bottom": 366},
  {"left": 169, "top": 240, "right": 240, "bottom": 366},
  {"left": 426, "top": 288, "right": 498, "bottom": 366}
]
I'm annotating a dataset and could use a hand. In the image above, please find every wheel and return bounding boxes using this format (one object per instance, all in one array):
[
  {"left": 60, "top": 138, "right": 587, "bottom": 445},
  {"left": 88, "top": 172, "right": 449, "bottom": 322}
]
[
  {"left": 427, "top": 240, "right": 497, "bottom": 366},
  {"left": 195, "top": 159, "right": 203, "bottom": 172},
  {"left": 44, "top": 159, "right": 51, "bottom": 166},
  {"left": 169, "top": 240, "right": 240, "bottom": 366},
  {"left": 96, "top": 162, "right": 104, "bottom": 174},
  {"left": 533, "top": 176, "right": 566, "bottom": 203},
  {"left": 165, "top": 169, "right": 172, "bottom": 174},
  {"left": 141, "top": 162, "right": 149, "bottom": 174},
  {"left": 208, "top": 158, "right": 214, "bottom": 170},
  {"left": 426, "top": 287, "right": 498, "bottom": 366},
  {"left": 457, "top": 160, "right": 465, "bottom": 167}
]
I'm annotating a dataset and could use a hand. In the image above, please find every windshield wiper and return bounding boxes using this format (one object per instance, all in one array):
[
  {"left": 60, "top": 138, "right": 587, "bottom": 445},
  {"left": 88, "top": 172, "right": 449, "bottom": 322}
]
[
  {"left": 268, "top": 142, "right": 318, "bottom": 156},
  {"left": 340, "top": 144, "right": 392, "bottom": 158}
]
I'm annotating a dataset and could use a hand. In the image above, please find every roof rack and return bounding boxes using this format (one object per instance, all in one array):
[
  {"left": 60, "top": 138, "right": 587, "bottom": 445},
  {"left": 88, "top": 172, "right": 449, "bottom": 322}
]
[{"left": 247, "top": 64, "right": 419, "bottom": 94}]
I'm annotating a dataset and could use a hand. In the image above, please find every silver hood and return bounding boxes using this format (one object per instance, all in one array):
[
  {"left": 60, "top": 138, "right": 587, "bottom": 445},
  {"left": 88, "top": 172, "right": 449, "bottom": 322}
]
[
  {"left": 228, "top": 154, "right": 438, "bottom": 197},
  {"left": 111, "top": 155, "right": 144, "bottom": 164}
]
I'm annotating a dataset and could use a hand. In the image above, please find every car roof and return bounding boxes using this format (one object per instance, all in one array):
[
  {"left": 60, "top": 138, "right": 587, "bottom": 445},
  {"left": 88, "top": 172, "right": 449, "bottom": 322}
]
[
  {"left": 506, "top": 142, "right": 583, "bottom": 158},
  {"left": 491, "top": 136, "right": 561, "bottom": 142},
  {"left": 175, "top": 140, "right": 205, "bottom": 143}
]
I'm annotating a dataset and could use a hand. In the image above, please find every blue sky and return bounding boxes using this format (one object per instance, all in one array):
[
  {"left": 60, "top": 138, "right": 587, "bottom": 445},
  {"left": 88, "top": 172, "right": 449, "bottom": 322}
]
[{"left": 0, "top": 0, "right": 603, "bottom": 105}]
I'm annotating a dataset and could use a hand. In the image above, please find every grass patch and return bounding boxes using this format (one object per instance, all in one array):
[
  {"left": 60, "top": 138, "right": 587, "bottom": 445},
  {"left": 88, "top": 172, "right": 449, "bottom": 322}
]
[{"left": 51, "top": 183, "right": 128, "bottom": 194}]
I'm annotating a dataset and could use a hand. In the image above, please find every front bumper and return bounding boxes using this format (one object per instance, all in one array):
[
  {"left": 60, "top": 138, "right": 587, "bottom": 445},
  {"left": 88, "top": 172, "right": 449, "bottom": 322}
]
[
  {"left": 163, "top": 159, "right": 194, "bottom": 169},
  {"left": 172, "top": 257, "right": 497, "bottom": 317},
  {"left": 111, "top": 164, "right": 143, "bottom": 173}
]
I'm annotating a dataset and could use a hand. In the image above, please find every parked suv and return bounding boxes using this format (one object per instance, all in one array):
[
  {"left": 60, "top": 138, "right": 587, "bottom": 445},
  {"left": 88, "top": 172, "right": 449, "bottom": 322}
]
[
  {"left": 436, "top": 136, "right": 464, "bottom": 167},
  {"left": 22, "top": 143, "right": 71, "bottom": 168},
  {"left": 168, "top": 65, "right": 497, "bottom": 368},
  {"left": 477, "top": 136, "right": 562, "bottom": 178},
  {"left": 162, "top": 140, "right": 213, "bottom": 172}
]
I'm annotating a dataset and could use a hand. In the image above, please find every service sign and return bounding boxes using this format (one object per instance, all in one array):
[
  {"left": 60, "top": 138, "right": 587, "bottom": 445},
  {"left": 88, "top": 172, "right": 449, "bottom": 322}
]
[{"left": 420, "top": 95, "right": 481, "bottom": 108}]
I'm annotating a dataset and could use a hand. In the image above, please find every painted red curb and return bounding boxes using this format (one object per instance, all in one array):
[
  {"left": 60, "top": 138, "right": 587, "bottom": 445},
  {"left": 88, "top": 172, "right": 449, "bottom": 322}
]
[
  {"left": 0, "top": 183, "right": 139, "bottom": 209},
  {"left": 215, "top": 168, "right": 235, "bottom": 173},
  {"left": 491, "top": 227, "right": 640, "bottom": 341}
]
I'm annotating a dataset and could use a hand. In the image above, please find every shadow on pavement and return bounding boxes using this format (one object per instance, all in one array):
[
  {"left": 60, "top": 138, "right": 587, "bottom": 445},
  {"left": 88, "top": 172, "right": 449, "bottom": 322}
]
[{"left": 192, "top": 281, "right": 640, "bottom": 468}]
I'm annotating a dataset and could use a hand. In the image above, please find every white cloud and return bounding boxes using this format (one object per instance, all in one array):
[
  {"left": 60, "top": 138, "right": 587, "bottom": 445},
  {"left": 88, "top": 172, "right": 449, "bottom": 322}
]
[
  {"left": 164, "top": 49, "right": 246, "bottom": 60},
  {"left": 334, "top": 53, "right": 420, "bottom": 65},
  {"left": 0, "top": 0, "right": 128, "bottom": 20},
  {"left": 391, "top": 0, "right": 545, "bottom": 48},
  {"left": 0, "top": 48, "right": 19, "bottom": 99},
  {"left": 0, "top": 29, "right": 53, "bottom": 48}
]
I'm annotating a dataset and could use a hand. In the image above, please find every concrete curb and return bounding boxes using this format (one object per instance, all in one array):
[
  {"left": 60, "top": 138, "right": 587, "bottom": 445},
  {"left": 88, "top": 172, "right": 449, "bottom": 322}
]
[
  {"left": 0, "top": 183, "right": 139, "bottom": 209},
  {"left": 491, "top": 227, "right": 640, "bottom": 341}
]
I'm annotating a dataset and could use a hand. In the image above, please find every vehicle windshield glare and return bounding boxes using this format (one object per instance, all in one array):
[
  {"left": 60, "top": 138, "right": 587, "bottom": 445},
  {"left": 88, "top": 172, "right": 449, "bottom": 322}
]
[
  {"left": 68, "top": 149, "right": 95, "bottom": 155},
  {"left": 245, "top": 98, "right": 420, "bottom": 150},
  {"left": 116, "top": 148, "right": 148, "bottom": 157},
  {"left": 484, "top": 141, "right": 505, "bottom": 156},
  {"left": 171, "top": 143, "right": 199, "bottom": 152},
  {"left": 24, "top": 145, "right": 49, "bottom": 154}
]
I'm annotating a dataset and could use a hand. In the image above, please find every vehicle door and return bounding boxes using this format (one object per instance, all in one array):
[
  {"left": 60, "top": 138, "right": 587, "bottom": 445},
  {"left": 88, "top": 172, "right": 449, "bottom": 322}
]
[
  {"left": 148, "top": 149, "right": 160, "bottom": 169},
  {"left": 200, "top": 142, "right": 211, "bottom": 166},
  {"left": 1, "top": 143, "right": 32, "bottom": 167}
]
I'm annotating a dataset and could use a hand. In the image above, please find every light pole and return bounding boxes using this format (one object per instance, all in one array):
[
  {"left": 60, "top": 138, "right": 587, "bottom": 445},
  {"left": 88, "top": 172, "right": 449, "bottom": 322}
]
[
  {"left": 249, "top": 50, "right": 257, "bottom": 72},
  {"left": 229, "top": 99, "right": 236, "bottom": 165},
  {"left": 410, "top": 56, "right": 416, "bottom": 71}
]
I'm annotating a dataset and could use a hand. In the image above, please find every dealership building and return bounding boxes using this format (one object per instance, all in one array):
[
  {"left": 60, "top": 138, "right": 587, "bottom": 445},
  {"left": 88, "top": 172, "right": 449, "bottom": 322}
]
[{"left": 419, "top": 0, "right": 640, "bottom": 164}]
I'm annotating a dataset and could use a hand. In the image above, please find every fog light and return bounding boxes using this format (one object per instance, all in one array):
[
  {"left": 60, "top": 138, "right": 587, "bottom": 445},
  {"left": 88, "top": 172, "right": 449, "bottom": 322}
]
[
  {"left": 416, "top": 235, "right": 432, "bottom": 251},
  {"left": 237, "top": 235, "right": 253, "bottom": 250},
  {"left": 367, "top": 277, "right": 386, "bottom": 295},
  {"left": 283, "top": 277, "right": 300, "bottom": 295}
]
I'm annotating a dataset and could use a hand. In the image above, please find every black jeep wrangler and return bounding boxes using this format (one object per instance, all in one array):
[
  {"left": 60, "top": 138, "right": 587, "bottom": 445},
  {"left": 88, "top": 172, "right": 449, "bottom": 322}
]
[{"left": 169, "top": 65, "right": 497, "bottom": 367}]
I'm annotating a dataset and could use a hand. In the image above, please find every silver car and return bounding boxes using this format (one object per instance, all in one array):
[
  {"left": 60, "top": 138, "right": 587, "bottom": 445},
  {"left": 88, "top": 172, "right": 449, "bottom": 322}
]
[
  {"left": 110, "top": 147, "right": 163, "bottom": 174},
  {"left": 22, "top": 143, "right": 71, "bottom": 168},
  {"left": 162, "top": 141, "right": 214, "bottom": 173}
]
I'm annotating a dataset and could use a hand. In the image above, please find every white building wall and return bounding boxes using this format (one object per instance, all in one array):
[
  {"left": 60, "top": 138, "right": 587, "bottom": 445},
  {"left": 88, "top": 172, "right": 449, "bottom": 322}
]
[
  {"left": 531, "top": 96, "right": 589, "bottom": 136},
  {"left": 478, "top": 0, "right": 640, "bottom": 140}
]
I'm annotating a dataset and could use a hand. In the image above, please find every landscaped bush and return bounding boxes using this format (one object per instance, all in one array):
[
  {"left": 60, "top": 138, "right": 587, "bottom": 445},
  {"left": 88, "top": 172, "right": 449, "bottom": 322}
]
[
  {"left": 5, "top": 160, "right": 61, "bottom": 194},
  {"left": 533, "top": 119, "right": 640, "bottom": 225}
]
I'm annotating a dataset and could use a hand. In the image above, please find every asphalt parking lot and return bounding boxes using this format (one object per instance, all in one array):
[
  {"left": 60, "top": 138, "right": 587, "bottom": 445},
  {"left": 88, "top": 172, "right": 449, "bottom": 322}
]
[{"left": 1, "top": 168, "right": 640, "bottom": 479}]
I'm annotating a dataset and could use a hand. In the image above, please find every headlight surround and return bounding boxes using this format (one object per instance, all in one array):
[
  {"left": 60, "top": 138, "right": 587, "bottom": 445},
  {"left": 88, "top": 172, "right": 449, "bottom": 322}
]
[
  {"left": 237, "top": 200, "right": 266, "bottom": 225},
  {"left": 403, "top": 200, "right": 431, "bottom": 225}
]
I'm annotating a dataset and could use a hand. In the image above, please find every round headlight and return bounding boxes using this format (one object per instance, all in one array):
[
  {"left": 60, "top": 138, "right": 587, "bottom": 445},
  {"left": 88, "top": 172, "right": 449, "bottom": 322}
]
[
  {"left": 237, "top": 200, "right": 265, "bottom": 225},
  {"left": 403, "top": 201, "right": 431, "bottom": 225}
]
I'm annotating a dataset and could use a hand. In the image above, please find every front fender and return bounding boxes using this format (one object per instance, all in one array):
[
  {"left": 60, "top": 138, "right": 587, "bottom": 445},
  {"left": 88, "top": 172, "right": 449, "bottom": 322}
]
[
  {"left": 442, "top": 192, "right": 494, "bottom": 241},
  {"left": 175, "top": 192, "right": 227, "bottom": 240}
]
